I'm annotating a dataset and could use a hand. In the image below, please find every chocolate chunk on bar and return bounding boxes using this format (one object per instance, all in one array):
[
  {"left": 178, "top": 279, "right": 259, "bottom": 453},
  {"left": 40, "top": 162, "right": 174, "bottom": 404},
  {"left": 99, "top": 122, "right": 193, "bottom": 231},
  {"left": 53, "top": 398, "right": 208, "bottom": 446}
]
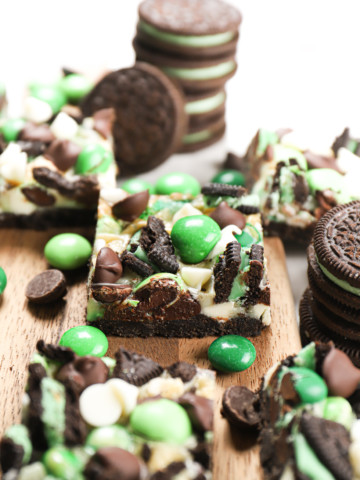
[{"left": 86, "top": 187, "right": 271, "bottom": 337}]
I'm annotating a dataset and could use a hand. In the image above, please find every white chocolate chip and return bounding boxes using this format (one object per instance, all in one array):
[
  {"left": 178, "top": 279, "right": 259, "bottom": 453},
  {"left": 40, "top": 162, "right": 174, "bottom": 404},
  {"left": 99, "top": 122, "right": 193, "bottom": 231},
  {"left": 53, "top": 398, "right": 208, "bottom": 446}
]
[
  {"left": 0, "top": 143, "right": 27, "bottom": 185},
  {"left": 138, "top": 377, "right": 185, "bottom": 401},
  {"left": 207, "top": 224, "right": 242, "bottom": 259},
  {"left": 24, "top": 96, "right": 53, "bottom": 123},
  {"left": 50, "top": 112, "right": 78, "bottom": 140},
  {"left": 107, "top": 378, "right": 139, "bottom": 418},
  {"left": 172, "top": 204, "right": 203, "bottom": 224},
  {"left": 180, "top": 266, "right": 212, "bottom": 290},
  {"left": 79, "top": 383, "right": 122, "bottom": 427}
]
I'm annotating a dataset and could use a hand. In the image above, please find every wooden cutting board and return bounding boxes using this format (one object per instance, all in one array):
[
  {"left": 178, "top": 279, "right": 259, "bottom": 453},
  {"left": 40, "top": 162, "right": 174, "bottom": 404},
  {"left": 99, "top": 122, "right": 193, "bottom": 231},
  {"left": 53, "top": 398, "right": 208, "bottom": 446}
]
[{"left": 0, "top": 229, "right": 301, "bottom": 479}]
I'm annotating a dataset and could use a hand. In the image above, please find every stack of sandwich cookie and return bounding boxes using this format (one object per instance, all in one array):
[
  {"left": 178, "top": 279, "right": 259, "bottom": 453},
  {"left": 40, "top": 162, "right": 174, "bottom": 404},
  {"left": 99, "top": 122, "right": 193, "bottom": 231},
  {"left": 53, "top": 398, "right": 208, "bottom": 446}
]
[
  {"left": 133, "top": 0, "right": 242, "bottom": 152},
  {"left": 86, "top": 183, "right": 271, "bottom": 337},
  {"left": 300, "top": 201, "right": 360, "bottom": 366},
  {"left": 222, "top": 342, "right": 360, "bottom": 479},
  {"left": 0, "top": 339, "right": 214, "bottom": 479},
  {"left": 81, "top": 63, "right": 187, "bottom": 174}
]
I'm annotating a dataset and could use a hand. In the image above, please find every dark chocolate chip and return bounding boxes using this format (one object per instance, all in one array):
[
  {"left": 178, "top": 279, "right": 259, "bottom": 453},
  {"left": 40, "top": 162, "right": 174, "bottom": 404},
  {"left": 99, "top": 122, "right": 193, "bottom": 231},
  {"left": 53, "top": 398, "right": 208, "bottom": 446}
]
[
  {"left": 223, "top": 151, "right": 244, "bottom": 171},
  {"left": 25, "top": 269, "right": 67, "bottom": 304},
  {"left": 178, "top": 392, "right": 213, "bottom": 432},
  {"left": 45, "top": 139, "right": 82, "bottom": 171},
  {"left": 16, "top": 140, "right": 46, "bottom": 157},
  {"left": 112, "top": 348, "right": 163, "bottom": 386},
  {"left": 221, "top": 386, "right": 261, "bottom": 430},
  {"left": 300, "top": 413, "right": 352, "bottom": 480},
  {"left": 84, "top": 447, "right": 142, "bottom": 480},
  {"left": 36, "top": 340, "right": 75, "bottom": 364},
  {"left": 93, "top": 247, "right": 123, "bottom": 284},
  {"left": 112, "top": 190, "right": 150, "bottom": 222},
  {"left": 93, "top": 108, "right": 115, "bottom": 139},
  {"left": 121, "top": 251, "right": 155, "bottom": 277},
  {"left": 214, "top": 241, "right": 241, "bottom": 303},
  {"left": 332, "top": 128, "right": 350, "bottom": 156},
  {"left": 210, "top": 201, "right": 246, "bottom": 229},
  {"left": 21, "top": 186, "right": 56, "bottom": 207},
  {"left": 321, "top": 347, "right": 360, "bottom": 398},
  {"left": 57, "top": 356, "right": 109, "bottom": 392},
  {"left": 168, "top": 362, "right": 197, "bottom": 383},
  {"left": 19, "top": 123, "right": 55, "bottom": 143},
  {"left": 92, "top": 283, "right": 132, "bottom": 304},
  {"left": 202, "top": 183, "right": 247, "bottom": 197}
]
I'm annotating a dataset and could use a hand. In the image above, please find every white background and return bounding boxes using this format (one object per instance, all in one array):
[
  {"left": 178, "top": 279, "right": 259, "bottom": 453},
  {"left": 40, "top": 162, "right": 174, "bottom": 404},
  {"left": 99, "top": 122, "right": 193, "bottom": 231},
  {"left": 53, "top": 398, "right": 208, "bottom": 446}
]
[{"left": 2, "top": 0, "right": 360, "bottom": 311}]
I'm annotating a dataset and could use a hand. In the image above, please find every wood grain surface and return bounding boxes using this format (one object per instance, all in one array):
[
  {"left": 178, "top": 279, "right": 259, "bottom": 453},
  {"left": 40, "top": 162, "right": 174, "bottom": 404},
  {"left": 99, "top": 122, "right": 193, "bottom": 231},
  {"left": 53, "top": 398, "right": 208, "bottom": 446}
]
[{"left": 0, "top": 230, "right": 300, "bottom": 479}]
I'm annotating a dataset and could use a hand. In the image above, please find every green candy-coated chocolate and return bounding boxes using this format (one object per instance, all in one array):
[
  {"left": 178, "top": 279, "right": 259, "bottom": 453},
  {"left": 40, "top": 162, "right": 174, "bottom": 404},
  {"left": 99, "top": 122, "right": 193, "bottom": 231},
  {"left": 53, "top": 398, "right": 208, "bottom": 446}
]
[
  {"left": 0, "top": 266, "right": 7, "bottom": 294},
  {"left": 171, "top": 215, "right": 221, "bottom": 264},
  {"left": 0, "top": 118, "right": 26, "bottom": 142},
  {"left": 75, "top": 144, "right": 113, "bottom": 174},
  {"left": 323, "top": 397, "right": 354, "bottom": 429},
  {"left": 305, "top": 168, "right": 345, "bottom": 194},
  {"left": 43, "top": 446, "right": 82, "bottom": 480},
  {"left": 44, "top": 233, "right": 92, "bottom": 270},
  {"left": 130, "top": 398, "right": 192, "bottom": 444},
  {"left": 121, "top": 178, "right": 154, "bottom": 195},
  {"left": 288, "top": 367, "right": 328, "bottom": 404},
  {"left": 155, "top": 172, "right": 200, "bottom": 196},
  {"left": 86, "top": 425, "right": 133, "bottom": 451},
  {"left": 211, "top": 169, "right": 245, "bottom": 186},
  {"left": 59, "top": 326, "right": 108, "bottom": 357},
  {"left": 208, "top": 335, "right": 256, "bottom": 373},
  {"left": 29, "top": 84, "right": 67, "bottom": 114},
  {"left": 59, "top": 74, "right": 93, "bottom": 103}
]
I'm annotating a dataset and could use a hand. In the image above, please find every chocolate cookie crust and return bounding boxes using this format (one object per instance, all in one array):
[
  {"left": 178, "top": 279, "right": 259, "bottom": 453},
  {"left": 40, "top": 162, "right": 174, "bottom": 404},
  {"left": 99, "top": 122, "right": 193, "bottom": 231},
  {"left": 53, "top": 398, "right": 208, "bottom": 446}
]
[
  {"left": 138, "top": 0, "right": 242, "bottom": 36},
  {"left": 313, "top": 201, "right": 360, "bottom": 288},
  {"left": 81, "top": 63, "right": 187, "bottom": 175}
]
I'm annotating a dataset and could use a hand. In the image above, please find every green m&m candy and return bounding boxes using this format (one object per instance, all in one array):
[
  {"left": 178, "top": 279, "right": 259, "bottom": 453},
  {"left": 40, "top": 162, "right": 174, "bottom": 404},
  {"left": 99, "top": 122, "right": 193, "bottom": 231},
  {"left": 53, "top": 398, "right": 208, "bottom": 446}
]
[
  {"left": 0, "top": 267, "right": 7, "bottom": 294},
  {"left": 287, "top": 367, "right": 328, "bottom": 404},
  {"left": 211, "top": 169, "right": 245, "bottom": 186},
  {"left": 43, "top": 445, "right": 82, "bottom": 479},
  {"left": 29, "top": 83, "right": 67, "bottom": 113},
  {"left": 59, "top": 326, "right": 108, "bottom": 357},
  {"left": 0, "top": 118, "right": 26, "bottom": 142},
  {"left": 155, "top": 172, "right": 200, "bottom": 196},
  {"left": 121, "top": 178, "right": 154, "bottom": 195},
  {"left": 75, "top": 144, "right": 113, "bottom": 174},
  {"left": 130, "top": 399, "right": 192, "bottom": 444},
  {"left": 208, "top": 335, "right": 256, "bottom": 373},
  {"left": 44, "top": 233, "right": 92, "bottom": 270},
  {"left": 171, "top": 215, "right": 221, "bottom": 263},
  {"left": 60, "top": 74, "right": 93, "bottom": 103}
]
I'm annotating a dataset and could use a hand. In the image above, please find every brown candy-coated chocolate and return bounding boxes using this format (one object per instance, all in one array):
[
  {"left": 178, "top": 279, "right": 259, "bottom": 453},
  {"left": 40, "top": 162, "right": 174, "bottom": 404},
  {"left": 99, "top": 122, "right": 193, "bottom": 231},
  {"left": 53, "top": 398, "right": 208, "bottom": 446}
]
[
  {"left": 178, "top": 392, "right": 213, "bottom": 432},
  {"left": 93, "top": 108, "right": 115, "bottom": 139},
  {"left": 57, "top": 356, "right": 109, "bottom": 391},
  {"left": 45, "top": 139, "right": 82, "bottom": 171},
  {"left": 210, "top": 201, "right": 246, "bottom": 230},
  {"left": 84, "top": 447, "right": 142, "bottom": 480},
  {"left": 112, "top": 190, "right": 150, "bottom": 222},
  {"left": 322, "top": 347, "right": 360, "bottom": 398},
  {"left": 93, "top": 247, "right": 123, "bottom": 284},
  {"left": 19, "top": 123, "right": 55, "bottom": 143}
]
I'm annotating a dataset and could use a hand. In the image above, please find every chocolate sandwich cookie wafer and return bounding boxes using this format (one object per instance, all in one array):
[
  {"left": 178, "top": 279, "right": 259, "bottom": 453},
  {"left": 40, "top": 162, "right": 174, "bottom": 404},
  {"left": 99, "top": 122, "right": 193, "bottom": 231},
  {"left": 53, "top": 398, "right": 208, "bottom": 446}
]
[
  {"left": 134, "top": 40, "right": 237, "bottom": 93},
  {"left": 180, "top": 112, "right": 226, "bottom": 153},
  {"left": 81, "top": 63, "right": 187, "bottom": 174},
  {"left": 308, "top": 242, "right": 360, "bottom": 315},
  {"left": 186, "top": 89, "right": 226, "bottom": 128},
  {"left": 299, "top": 288, "right": 360, "bottom": 367},
  {"left": 136, "top": 0, "right": 241, "bottom": 58},
  {"left": 313, "top": 201, "right": 360, "bottom": 294}
]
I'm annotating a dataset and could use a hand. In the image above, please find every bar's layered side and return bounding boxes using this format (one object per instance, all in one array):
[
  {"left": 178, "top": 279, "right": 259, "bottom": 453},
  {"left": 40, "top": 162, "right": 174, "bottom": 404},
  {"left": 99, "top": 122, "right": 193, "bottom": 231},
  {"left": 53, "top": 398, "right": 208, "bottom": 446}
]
[
  {"left": 87, "top": 184, "right": 271, "bottom": 337},
  {"left": 0, "top": 341, "right": 214, "bottom": 479}
]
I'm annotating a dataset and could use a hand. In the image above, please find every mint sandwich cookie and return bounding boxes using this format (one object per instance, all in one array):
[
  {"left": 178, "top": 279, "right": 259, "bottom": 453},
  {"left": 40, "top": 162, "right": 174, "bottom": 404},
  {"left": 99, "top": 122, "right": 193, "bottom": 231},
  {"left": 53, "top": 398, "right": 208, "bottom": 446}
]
[
  {"left": 136, "top": 0, "right": 242, "bottom": 58},
  {"left": 179, "top": 111, "right": 226, "bottom": 153},
  {"left": 81, "top": 63, "right": 187, "bottom": 174},
  {"left": 0, "top": 340, "right": 215, "bottom": 479},
  {"left": 86, "top": 183, "right": 270, "bottom": 338},
  {"left": 186, "top": 88, "right": 226, "bottom": 128}
]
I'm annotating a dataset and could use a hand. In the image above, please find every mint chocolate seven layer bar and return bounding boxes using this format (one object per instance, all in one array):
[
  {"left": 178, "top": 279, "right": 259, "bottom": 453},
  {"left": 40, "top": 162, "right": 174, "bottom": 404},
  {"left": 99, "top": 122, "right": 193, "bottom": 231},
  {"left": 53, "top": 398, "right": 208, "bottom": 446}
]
[{"left": 87, "top": 183, "right": 271, "bottom": 337}]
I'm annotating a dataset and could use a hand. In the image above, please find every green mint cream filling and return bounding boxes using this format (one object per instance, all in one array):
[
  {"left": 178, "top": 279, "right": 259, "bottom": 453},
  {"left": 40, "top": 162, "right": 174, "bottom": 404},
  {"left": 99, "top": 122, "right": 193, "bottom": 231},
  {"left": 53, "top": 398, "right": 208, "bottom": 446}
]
[{"left": 317, "top": 257, "right": 360, "bottom": 296}]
